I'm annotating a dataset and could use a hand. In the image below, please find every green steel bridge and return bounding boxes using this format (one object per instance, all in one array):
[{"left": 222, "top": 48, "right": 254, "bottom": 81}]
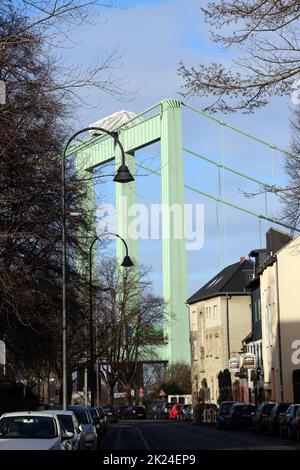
[{"left": 72, "top": 98, "right": 300, "bottom": 366}]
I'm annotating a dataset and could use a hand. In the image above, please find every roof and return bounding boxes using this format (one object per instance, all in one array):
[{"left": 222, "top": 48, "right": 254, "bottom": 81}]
[
  {"left": 42, "top": 410, "right": 74, "bottom": 416},
  {"left": 1, "top": 411, "right": 57, "bottom": 418},
  {"left": 187, "top": 259, "right": 253, "bottom": 304},
  {"left": 242, "top": 331, "right": 254, "bottom": 344}
]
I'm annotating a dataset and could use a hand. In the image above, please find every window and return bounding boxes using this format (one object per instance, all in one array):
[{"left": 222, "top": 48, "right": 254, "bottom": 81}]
[
  {"left": 213, "top": 305, "right": 217, "bottom": 320},
  {"left": 205, "top": 306, "right": 208, "bottom": 318},
  {"left": 193, "top": 339, "right": 198, "bottom": 361},
  {"left": 191, "top": 310, "right": 197, "bottom": 331},
  {"left": 254, "top": 301, "right": 258, "bottom": 322},
  {"left": 209, "top": 306, "right": 211, "bottom": 319},
  {"left": 266, "top": 304, "right": 273, "bottom": 347},
  {"left": 258, "top": 299, "right": 261, "bottom": 321},
  {"left": 200, "top": 316, "right": 204, "bottom": 346}
]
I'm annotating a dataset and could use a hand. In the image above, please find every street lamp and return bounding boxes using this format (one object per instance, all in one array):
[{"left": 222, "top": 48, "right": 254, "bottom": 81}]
[
  {"left": 89, "top": 232, "right": 134, "bottom": 406},
  {"left": 62, "top": 127, "right": 134, "bottom": 410}
]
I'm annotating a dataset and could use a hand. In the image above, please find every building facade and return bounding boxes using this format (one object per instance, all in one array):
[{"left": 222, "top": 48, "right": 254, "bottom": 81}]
[
  {"left": 260, "top": 235, "right": 300, "bottom": 402},
  {"left": 188, "top": 259, "right": 253, "bottom": 405}
]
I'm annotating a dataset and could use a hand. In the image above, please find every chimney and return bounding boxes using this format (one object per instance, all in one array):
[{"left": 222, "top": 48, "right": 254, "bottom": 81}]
[{"left": 240, "top": 256, "right": 245, "bottom": 263}]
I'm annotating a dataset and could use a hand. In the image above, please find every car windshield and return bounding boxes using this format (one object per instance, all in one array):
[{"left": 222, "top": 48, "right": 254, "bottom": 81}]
[
  {"left": 0, "top": 416, "right": 57, "bottom": 439},
  {"left": 278, "top": 404, "right": 291, "bottom": 413},
  {"left": 73, "top": 410, "right": 90, "bottom": 425},
  {"left": 262, "top": 404, "right": 274, "bottom": 414},
  {"left": 57, "top": 415, "right": 74, "bottom": 433},
  {"left": 165, "top": 403, "right": 174, "bottom": 410},
  {"left": 221, "top": 403, "right": 234, "bottom": 411}
]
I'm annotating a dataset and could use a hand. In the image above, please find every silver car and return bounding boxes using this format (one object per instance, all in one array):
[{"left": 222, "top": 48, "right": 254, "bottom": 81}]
[
  {"left": 45, "top": 410, "right": 84, "bottom": 450},
  {"left": 0, "top": 411, "right": 73, "bottom": 450}
]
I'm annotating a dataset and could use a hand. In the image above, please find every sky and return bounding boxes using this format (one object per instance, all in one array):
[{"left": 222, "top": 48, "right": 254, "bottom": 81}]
[{"left": 58, "top": 0, "right": 295, "bottom": 295}]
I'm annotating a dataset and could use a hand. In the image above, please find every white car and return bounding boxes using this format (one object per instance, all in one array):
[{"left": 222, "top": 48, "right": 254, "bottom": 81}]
[
  {"left": 0, "top": 411, "right": 74, "bottom": 450},
  {"left": 44, "top": 410, "right": 84, "bottom": 450}
]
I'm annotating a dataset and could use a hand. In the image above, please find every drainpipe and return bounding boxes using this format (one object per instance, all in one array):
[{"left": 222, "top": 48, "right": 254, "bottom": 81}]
[
  {"left": 275, "top": 259, "right": 284, "bottom": 402},
  {"left": 226, "top": 293, "right": 231, "bottom": 360}
]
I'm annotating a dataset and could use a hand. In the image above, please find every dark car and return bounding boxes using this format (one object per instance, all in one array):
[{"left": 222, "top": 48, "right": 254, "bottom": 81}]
[
  {"left": 226, "top": 403, "right": 256, "bottom": 430},
  {"left": 216, "top": 401, "right": 236, "bottom": 429},
  {"left": 102, "top": 405, "right": 118, "bottom": 423},
  {"left": 115, "top": 406, "right": 128, "bottom": 419},
  {"left": 127, "top": 406, "right": 146, "bottom": 419},
  {"left": 279, "top": 404, "right": 300, "bottom": 438},
  {"left": 93, "top": 406, "right": 107, "bottom": 437},
  {"left": 183, "top": 405, "right": 193, "bottom": 421},
  {"left": 267, "top": 403, "right": 291, "bottom": 435},
  {"left": 160, "top": 402, "right": 177, "bottom": 420},
  {"left": 177, "top": 404, "right": 192, "bottom": 421},
  {"left": 289, "top": 406, "right": 300, "bottom": 440},
  {"left": 252, "top": 402, "right": 275, "bottom": 434},
  {"left": 151, "top": 404, "right": 163, "bottom": 420}
]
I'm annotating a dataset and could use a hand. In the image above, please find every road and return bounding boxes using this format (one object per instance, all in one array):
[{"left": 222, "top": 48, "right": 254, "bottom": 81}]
[{"left": 103, "top": 419, "right": 300, "bottom": 450}]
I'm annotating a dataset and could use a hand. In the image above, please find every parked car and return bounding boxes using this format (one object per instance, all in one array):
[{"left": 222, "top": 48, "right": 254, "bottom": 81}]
[
  {"left": 226, "top": 403, "right": 256, "bottom": 430},
  {"left": 161, "top": 402, "right": 177, "bottom": 420},
  {"left": 267, "top": 403, "right": 292, "bottom": 435},
  {"left": 252, "top": 402, "right": 275, "bottom": 434},
  {"left": 47, "top": 409, "right": 83, "bottom": 450},
  {"left": 89, "top": 407, "right": 107, "bottom": 447},
  {"left": 150, "top": 404, "right": 163, "bottom": 420},
  {"left": 115, "top": 405, "right": 127, "bottom": 419},
  {"left": 94, "top": 406, "right": 108, "bottom": 436},
  {"left": 184, "top": 405, "right": 193, "bottom": 421},
  {"left": 67, "top": 405, "right": 98, "bottom": 449},
  {"left": 0, "top": 411, "right": 73, "bottom": 450},
  {"left": 177, "top": 404, "right": 192, "bottom": 421},
  {"left": 216, "top": 401, "right": 236, "bottom": 429},
  {"left": 169, "top": 404, "right": 183, "bottom": 420},
  {"left": 102, "top": 405, "right": 118, "bottom": 423},
  {"left": 124, "top": 406, "right": 146, "bottom": 419},
  {"left": 289, "top": 406, "right": 300, "bottom": 440},
  {"left": 279, "top": 404, "right": 300, "bottom": 438}
]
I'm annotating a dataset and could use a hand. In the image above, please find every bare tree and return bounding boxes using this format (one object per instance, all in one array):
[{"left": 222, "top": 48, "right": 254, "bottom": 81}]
[
  {"left": 95, "top": 260, "right": 166, "bottom": 404},
  {"left": 178, "top": 1, "right": 300, "bottom": 113},
  {"left": 159, "top": 362, "right": 191, "bottom": 395},
  {"left": 0, "top": 1, "right": 127, "bottom": 401}
]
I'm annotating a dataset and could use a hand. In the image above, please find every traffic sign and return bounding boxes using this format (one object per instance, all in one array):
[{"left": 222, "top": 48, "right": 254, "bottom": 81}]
[{"left": 139, "top": 388, "right": 145, "bottom": 398}]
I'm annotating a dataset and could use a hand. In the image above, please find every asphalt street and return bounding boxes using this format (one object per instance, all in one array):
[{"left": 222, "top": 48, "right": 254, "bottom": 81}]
[{"left": 102, "top": 420, "right": 300, "bottom": 451}]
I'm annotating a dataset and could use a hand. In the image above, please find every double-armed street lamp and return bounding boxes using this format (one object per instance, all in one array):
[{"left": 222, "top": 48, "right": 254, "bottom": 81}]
[
  {"left": 89, "top": 232, "right": 134, "bottom": 407},
  {"left": 62, "top": 126, "right": 134, "bottom": 410}
]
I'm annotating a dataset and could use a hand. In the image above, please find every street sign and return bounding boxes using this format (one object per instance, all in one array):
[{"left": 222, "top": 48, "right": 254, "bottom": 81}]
[
  {"left": 229, "top": 357, "right": 240, "bottom": 373},
  {"left": 139, "top": 388, "right": 145, "bottom": 398},
  {"left": 114, "top": 392, "right": 126, "bottom": 399},
  {"left": 242, "top": 353, "right": 256, "bottom": 369}
]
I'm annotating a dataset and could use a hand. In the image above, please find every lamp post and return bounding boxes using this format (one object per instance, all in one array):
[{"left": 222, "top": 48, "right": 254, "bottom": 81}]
[
  {"left": 62, "top": 127, "right": 134, "bottom": 410},
  {"left": 89, "top": 232, "right": 134, "bottom": 407}
]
